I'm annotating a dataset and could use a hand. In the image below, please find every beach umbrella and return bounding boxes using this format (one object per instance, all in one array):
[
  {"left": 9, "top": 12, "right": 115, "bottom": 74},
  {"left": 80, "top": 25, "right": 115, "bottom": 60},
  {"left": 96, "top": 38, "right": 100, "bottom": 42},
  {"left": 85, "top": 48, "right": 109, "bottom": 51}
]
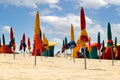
[
  {"left": 34, "top": 11, "right": 41, "bottom": 65},
  {"left": 43, "top": 33, "right": 49, "bottom": 50},
  {"left": 62, "top": 40, "right": 65, "bottom": 53},
  {"left": 80, "top": 7, "right": 88, "bottom": 69},
  {"left": 97, "top": 32, "right": 100, "bottom": 44},
  {"left": 42, "top": 34, "right": 49, "bottom": 57},
  {"left": 2, "top": 34, "right": 5, "bottom": 53},
  {"left": 0, "top": 38, "right": 1, "bottom": 47},
  {"left": 67, "top": 24, "right": 76, "bottom": 61},
  {"left": 44, "top": 37, "right": 49, "bottom": 50},
  {"left": 10, "top": 27, "right": 14, "bottom": 40},
  {"left": 9, "top": 27, "right": 16, "bottom": 51},
  {"left": 40, "top": 29, "right": 42, "bottom": 40},
  {"left": 113, "top": 37, "right": 118, "bottom": 59},
  {"left": 10, "top": 27, "right": 16, "bottom": 59},
  {"left": 114, "top": 37, "right": 117, "bottom": 48},
  {"left": 44, "top": 37, "right": 50, "bottom": 57},
  {"left": 101, "top": 40, "right": 105, "bottom": 52},
  {"left": 2, "top": 34, "right": 5, "bottom": 46},
  {"left": 19, "top": 40, "right": 23, "bottom": 51},
  {"left": 61, "top": 37, "right": 69, "bottom": 58},
  {"left": 71, "top": 24, "right": 74, "bottom": 42},
  {"left": 34, "top": 11, "right": 43, "bottom": 50},
  {"left": 65, "top": 37, "right": 69, "bottom": 58},
  {"left": 34, "top": 11, "right": 40, "bottom": 36},
  {"left": 42, "top": 33, "right": 45, "bottom": 44},
  {"left": 68, "top": 24, "right": 76, "bottom": 49},
  {"left": 13, "top": 38, "right": 16, "bottom": 51},
  {"left": 97, "top": 32, "right": 101, "bottom": 61},
  {"left": 107, "top": 22, "right": 114, "bottom": 66},
  {"left": 22, "top": 33, "right": 26, "bottom": 52},
  {"left": 65, "top": 37, "right": 69, "bottom": 49},
  {"left": 88, "top": 37, "right": 92, "bottom": 53},
  {"left": 80, "top": 8, "right": 88, "bottom": 43},
  {"left": 28, "top": 37, "right": 31, "bottom": 51},
  {"left": 107, "top": 22, "right": 113, "bottom": 47}
]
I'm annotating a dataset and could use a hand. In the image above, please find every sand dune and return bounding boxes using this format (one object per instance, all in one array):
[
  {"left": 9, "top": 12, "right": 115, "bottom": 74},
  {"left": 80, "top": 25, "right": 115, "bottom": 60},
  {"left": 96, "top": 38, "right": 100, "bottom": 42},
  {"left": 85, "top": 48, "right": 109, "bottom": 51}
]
[{"left": 0, "top": 53, "right": 120, "bottom": 80}]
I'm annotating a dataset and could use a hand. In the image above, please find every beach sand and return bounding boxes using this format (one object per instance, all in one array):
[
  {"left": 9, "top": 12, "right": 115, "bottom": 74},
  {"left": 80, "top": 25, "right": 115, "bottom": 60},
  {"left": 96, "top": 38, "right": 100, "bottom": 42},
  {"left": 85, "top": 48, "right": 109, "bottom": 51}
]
[{"left": 0, "top": 53, "right": 120, "bottom": 80}]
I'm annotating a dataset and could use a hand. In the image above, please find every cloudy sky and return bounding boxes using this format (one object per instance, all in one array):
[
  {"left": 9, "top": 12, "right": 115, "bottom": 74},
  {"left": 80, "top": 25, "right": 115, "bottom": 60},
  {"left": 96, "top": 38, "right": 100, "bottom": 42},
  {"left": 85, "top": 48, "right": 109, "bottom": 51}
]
[{"left": 0, "top": 0, "right": 120, "bottom": 53}]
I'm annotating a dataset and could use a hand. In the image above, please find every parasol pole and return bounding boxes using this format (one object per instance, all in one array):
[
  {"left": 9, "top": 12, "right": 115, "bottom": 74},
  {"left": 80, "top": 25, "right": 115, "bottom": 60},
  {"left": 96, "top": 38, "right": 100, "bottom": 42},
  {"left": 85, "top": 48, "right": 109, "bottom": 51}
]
[
  {"left": 111, "top": 46, "right": 114, "bottom": 66},
  {"left": 70, "top": 48, "right": 72, "bottom": 60},
  {"left": 34, "top": 49, "right": 37, "bottom": 66},
  {"left": 84, "top": 47, "right": 87, "bottom": 69},
  {"left": 72, "top": 48, "right": 75, "bottom": 63}
]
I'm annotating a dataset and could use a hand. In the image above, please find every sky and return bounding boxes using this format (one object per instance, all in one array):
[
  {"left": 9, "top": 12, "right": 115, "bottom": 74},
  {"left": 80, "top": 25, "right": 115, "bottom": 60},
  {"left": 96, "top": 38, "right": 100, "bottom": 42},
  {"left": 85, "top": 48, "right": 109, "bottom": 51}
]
[{"left": 0, "top": 0, "right": 120, "bottom": 53}]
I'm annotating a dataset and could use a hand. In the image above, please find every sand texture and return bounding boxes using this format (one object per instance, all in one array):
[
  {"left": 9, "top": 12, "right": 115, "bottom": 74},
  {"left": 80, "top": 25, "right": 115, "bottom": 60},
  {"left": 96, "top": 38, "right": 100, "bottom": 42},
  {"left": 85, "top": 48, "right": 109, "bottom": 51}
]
[{"left": 0, "top": 53, "right": 120, "bottom": 80}]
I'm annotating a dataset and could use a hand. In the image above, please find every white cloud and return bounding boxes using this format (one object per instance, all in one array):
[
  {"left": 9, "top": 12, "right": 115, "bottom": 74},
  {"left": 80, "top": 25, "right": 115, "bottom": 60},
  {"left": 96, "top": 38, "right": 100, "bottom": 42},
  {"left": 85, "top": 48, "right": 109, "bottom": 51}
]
[
  {"left": 40, "top": 0, "right": 59, "bottom": 4},
  {"left": 111, "top": 23, "right": 120, "bottom": 43},
  {"left": 40, "top": 14, "right": 100, "bottom": 42},
  {"left": 74, "top": 0, "right": 120, "bottom": 9},
  {"left": 40, "top": 13, "right": 120, "bottom": 45},
  {"left": 0, "top": 26, "right": 10, "bottom": 33},
  {"left": 41, "top": 9, "right": 53, "bottom": 15},
  {"left": 29, "top": 9, "right": 52, "bottom": 16},
  {"left": 75, "top": 0, "right": 108, "bottom": 9},
  {"left": 41, "top": 14, "right": 80, "bottom": 37},
  {"left": 0, "top": 0, "right": 59, "bottom": 9},
  {"left": 105, "top": 0, "right": 120, "bottom": 6},
  {"left": 49, "top": 4, "right": 62, "bottom": 11}
]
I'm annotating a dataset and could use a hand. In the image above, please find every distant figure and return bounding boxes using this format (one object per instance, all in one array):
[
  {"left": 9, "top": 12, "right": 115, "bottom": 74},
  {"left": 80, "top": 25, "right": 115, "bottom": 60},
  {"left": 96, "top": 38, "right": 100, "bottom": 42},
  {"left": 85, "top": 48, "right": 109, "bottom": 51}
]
[
  {"left": 81, "top": 48, "right": 84, "bottom": 55},
  {"left": 55, "top": 51, "right": 61, "bottom": 57},
  {"left": 77, "top": 51, "right": 83, "bottom": 58}
]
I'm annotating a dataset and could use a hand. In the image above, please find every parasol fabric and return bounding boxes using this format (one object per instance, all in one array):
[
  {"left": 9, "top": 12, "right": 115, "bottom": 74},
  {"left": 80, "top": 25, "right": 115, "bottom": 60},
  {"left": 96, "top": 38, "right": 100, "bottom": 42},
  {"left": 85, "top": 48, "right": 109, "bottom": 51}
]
[
  {"left": 28, "top": 37, "right": 31, "bottom": 50},
  {"left": 80, "top": 7, "right": 88, "bottom": 47},
  {"left": 97, "top": 32, "right": 101, "bottom": 50},
  {"left": 2, "top": 34, "right": 5, "bottom": 45}
]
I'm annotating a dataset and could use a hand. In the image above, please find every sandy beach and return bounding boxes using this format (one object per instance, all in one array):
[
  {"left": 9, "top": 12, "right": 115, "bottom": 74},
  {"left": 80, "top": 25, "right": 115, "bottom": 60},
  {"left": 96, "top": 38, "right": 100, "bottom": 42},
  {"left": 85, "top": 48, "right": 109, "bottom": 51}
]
[{"left": 0, "top": 53, "right": 120, "bottom": 80}]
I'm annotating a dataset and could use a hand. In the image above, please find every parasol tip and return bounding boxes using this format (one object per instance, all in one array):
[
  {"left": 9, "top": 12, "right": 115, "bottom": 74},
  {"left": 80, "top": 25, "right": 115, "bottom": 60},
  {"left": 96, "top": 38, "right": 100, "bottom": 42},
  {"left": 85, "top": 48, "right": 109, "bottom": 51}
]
[{"left": 37, "top": 11, "right": 39, "bottom": 14}]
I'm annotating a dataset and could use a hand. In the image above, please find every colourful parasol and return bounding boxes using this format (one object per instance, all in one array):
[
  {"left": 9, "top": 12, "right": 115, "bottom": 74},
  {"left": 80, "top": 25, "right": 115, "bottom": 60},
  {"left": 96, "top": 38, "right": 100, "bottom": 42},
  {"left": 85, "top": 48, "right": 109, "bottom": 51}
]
[
  {"left": 28, "top": 37, "right": 31, "bottom": 50},
  {"left": 97, "top": 32, "right": 101, "bottom": 61},
  {"left": 22, "top": 33, "right": 26, "bottom": 52},
  {"left": 80, "top": 7, "right": 88, "bottom": 48},
  {"left": 9, "top": 27, "right": 16, "bottom": 51},
  {"left": 107, "top": 22, "right": 114, "bottom": 66},
  {"left": 62, "top": 40, "right": 65, "bottom": 53},
  {"left": 2, "top": 34, "right": 5, "bottom": 46},
  {"left": 71, "top": 24, "right": 74, "bottom": 42},
  {"left": 19, "top": 40, "right": 23, "bottom": 51},
  {"left": 2, "top": 34, "right": 5, "bottom": 53},
  {"left": 80, "top": 7, "right": 88, "bottom": 69},
  {"left": 88, "top": 37, "right": 92, "bottom": 53},
  {"left": 34, "top": 11, "right": 42, "bottom": 50},
  {"left": 113, "top": 37, "right": 118, "bottom": 58},
  {"left": 80, "top": 7, "right": 88, "bottom": 41},
  {"left": 0, "top": 38, "right": 1, "bottom": 47},
  {"left": 101, "top": 40, "right": 105, "bottom": 52},
  {"left": 107, "top": 22, "right": 113, "bottom": 47}
]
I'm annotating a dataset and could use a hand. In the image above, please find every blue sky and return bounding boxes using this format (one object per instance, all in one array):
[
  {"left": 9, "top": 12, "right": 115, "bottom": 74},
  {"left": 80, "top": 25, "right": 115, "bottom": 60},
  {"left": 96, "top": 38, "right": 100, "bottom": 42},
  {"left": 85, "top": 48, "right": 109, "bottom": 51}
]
[{"left": 0, "top": 0, "right": 120, "bottom": 53}]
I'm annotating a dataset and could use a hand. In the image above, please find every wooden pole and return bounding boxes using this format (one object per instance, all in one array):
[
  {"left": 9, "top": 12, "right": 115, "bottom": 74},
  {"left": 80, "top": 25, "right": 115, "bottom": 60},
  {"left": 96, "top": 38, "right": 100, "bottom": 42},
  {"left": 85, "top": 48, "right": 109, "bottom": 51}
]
[
  {"left": 40, "top": 49, "right": 42, "bottom": 61},
  {"left": 70, "top": 49, "right": 72, "bottom": 60},
  {"left": 73, "top": 49, "right": 75, "bottom": 63},
  {"left": 34, "top": 49, "right": 37, "bottom": 66},
  {"left": 84, "top": 47, "right": 87, "bottom": 70},
  {"left": 99, "top": 50, "right": 101, "bottom": 62},
  {"left": 111, "top": 47, "right": 114, "bottom": 66},
  {"left": 13, "top": 50, "right": 15, "bottom": 59}
]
